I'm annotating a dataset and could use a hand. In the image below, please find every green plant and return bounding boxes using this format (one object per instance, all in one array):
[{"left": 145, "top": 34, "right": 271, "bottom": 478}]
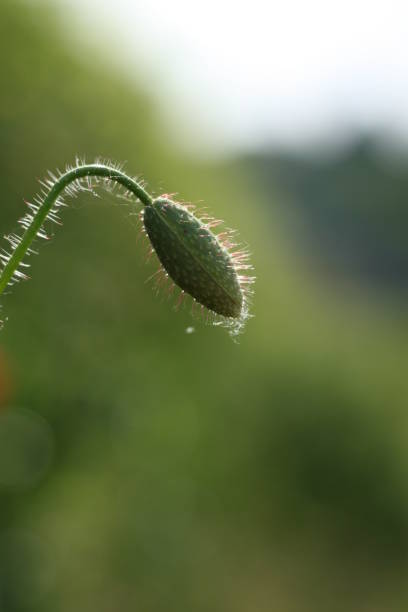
[{"left": 0, "top": 161, "right": 253, "bottom": 335}]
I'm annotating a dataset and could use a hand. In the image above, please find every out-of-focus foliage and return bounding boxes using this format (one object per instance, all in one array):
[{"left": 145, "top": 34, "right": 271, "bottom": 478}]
[
  {"left": 1, "top": 2, "right": 408, "bottom": 612},
  {"left": 246, "top": 136, "right": 408, "bottom": 293}
]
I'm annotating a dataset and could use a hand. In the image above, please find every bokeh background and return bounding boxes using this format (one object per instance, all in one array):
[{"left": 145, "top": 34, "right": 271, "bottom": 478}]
[{"left": 1, "top": 1, "right": 408, "bottom": 611}]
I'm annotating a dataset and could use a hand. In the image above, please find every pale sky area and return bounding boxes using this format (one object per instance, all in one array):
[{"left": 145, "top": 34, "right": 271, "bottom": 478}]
[{"left": 58, "top": 0, "right": 408, "bottom": 154}]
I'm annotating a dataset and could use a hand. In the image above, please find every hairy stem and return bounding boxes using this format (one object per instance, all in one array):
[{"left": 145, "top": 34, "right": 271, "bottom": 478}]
[{"left": 0, "top": 164, "right": 153, "bottom": 295}]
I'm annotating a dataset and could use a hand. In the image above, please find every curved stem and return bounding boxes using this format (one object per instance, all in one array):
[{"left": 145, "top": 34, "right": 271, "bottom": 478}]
[{"left": 0, "top": 164, "right": 153, "bottom": 296}]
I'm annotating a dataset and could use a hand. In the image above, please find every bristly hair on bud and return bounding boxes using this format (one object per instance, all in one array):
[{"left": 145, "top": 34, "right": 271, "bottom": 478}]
[
  {"left": 142, "top": 197, "right": 254, "bottom": 336},
  {"left": 0, "top": 159, "right": 254, "bottom": 336}
]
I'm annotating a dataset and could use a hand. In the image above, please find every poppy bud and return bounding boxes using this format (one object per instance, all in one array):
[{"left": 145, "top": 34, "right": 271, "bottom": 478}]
[{"left": 143, "top": 197, "right": 246, "bottom": 318}]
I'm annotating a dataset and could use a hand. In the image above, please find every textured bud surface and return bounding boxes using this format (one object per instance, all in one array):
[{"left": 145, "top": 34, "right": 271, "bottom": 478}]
[{"left": 143, "top": 198, "right": 243, "bottom": 317}]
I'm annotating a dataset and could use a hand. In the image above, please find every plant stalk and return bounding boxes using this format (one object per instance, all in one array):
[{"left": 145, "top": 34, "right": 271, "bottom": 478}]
[{"left": 0, "top": 164, "right": 153, "bottom": 295}]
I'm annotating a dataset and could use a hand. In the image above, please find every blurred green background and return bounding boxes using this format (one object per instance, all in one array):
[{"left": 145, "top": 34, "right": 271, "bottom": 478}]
[{"left": 1, "top": 2, "right": 408, "bottom": 611}]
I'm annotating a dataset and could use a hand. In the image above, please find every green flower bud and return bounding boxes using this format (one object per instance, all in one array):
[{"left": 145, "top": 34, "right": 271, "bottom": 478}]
[{"left": 143, "top": 198, "right": 245, "bottom": 318}]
